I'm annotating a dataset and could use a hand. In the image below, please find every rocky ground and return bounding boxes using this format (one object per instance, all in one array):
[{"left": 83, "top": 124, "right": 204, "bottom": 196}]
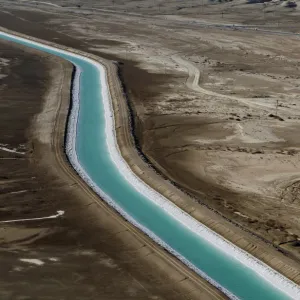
[{"left": 0, "top": 0, "right": 300, "bottom": 297}]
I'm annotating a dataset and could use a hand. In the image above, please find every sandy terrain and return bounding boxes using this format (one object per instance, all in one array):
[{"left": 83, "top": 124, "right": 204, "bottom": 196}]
[{"left": 0, "top": 0, "right": 300, "bottom": 296}]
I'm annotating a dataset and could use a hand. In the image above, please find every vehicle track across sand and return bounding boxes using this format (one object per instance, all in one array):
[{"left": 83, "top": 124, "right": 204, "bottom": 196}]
[{"left": 172, "top": 55, "right": 292, "bottom": 114}]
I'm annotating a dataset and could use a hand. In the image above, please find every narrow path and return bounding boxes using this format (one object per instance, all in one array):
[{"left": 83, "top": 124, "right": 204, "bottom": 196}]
[{"left": 172, "top": 55, "right": 291, "bottom": 114}]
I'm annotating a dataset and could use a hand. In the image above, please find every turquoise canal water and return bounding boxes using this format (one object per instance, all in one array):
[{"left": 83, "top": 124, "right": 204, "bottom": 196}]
[{"left": 1, "top": 31, "right": 295, "bottom": 300}]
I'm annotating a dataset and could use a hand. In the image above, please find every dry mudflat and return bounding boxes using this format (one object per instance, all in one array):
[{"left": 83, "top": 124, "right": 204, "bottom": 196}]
[{"left": 1, "top": 0, "right": 300, "bottom": 298}]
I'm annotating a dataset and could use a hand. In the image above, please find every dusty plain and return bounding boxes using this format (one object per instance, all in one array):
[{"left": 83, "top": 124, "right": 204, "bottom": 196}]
[{"left": 1, "top": 0, "right": 300, "bottom": 298}]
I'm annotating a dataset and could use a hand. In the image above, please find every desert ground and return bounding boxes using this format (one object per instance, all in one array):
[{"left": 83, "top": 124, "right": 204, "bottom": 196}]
[{"left": 1, "top": 0, "right": 300, "bottom": 298}]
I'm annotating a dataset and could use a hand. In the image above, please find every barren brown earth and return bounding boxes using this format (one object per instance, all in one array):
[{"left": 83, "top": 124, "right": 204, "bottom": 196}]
[
  {"left": 1, "top": 0, "right": 300, "bottom": 296},
  {"left": 0, "top": 34, "right": 225, "bottom": 299}
]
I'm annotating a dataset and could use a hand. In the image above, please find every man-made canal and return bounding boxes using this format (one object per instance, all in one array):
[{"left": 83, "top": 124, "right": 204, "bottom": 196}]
[{"left": 1, "top": 30, "right": 298, "bottom": 300}]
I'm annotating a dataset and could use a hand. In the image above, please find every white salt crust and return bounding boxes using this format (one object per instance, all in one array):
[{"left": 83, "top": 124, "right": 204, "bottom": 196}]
[
  {"left": 67, "top": 63, "right": 300, "bottom": 300},
  {"left": 1, "top": 31, "right": 299, "bottom": 300}
]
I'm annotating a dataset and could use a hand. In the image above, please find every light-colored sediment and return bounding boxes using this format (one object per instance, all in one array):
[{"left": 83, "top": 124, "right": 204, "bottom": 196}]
[
  {"left": 0, "top": 210, "right": 64, "bottom": 223},
  {"left": 1, "top": 25, "right": 300, "bottom": 298},
  {"left": 0, "top": 146, "right": 25, "bottom": 155}
]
